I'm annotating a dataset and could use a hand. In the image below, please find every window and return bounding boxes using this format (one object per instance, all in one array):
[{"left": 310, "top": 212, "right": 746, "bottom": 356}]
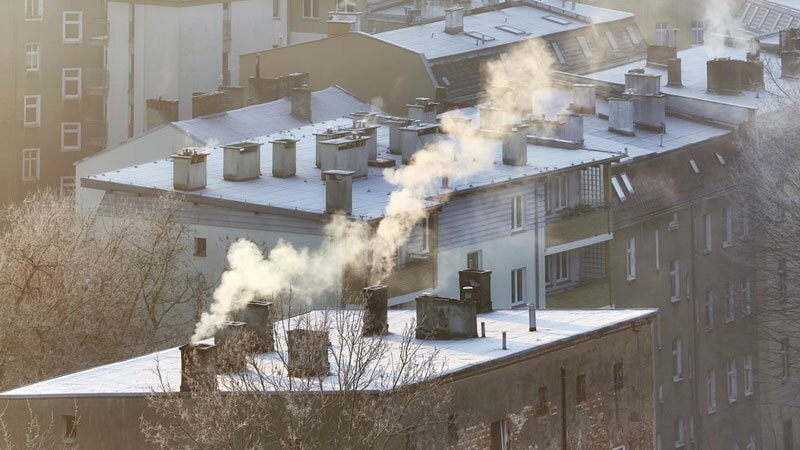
[
  {"left": 723, "top": 206, "right": 732, "bottom": 247},
  {"left": 656, "top": 314, "right": 662, "bottom": 349},
  {"left": 550, "top": 41, "right": 566, "bottom": 64},
  {"left": 613, "top": 361, "right": 624, "bottom": 390},
  {"left": 781, "top": 337, "right": 790, "bottom": 380},
  {"left": 784, "top": 420, "right": 794, "bottom": 450},
  {"left": 511, "top": 195, "right": 524, "bottom": 230},
  {"left": 740, "top": 205, "right": 751, "bottom": 240},
  {"left": 63, "top": 415, "right": 77, "bottom": 444},
  {"left": 656, "top": 22, "right": 669, "bottom": 46},
  {"left": 576, "top": 35, "right": 593, "bottom": 57},
  {"left": 549, "top": 175, "right": 569, "bottom": 212},
  {"left": 273, "top": 0, "right": 280, "bottom": 18},
  {"left": 62, "top": 68, "right": 82, "bottom": 99},
  {"left": 707, "top": 368, "right": 717, "bottom": 413},
  {"left": 626, "top": 25, "right": 640, "bottom": 45},
  {"left": 490, "top": 418, "right": 509, "bottom": 450},
  {"left": 511, "top": 267, "right": 526, "bottom": 305},
  {"left": 670, "top": 259, "right": 681, "bottom": 302},
  {"left": 705, "top": 290, "right": 714, "bottom": 331},
  {"left": 335, "top": 1, "right": 356, "bottom": 12},
  {"left": 63, "top": 12, "right": 83, "bottom": 43},
  {"left": 673, "top": 338, "right": 683, "bottom": 381},
  {"left": 302, "top": 0, "right": 319, "bottom": 18},
  {"left": 727, "top": 359, "right": 738, "bottom": 402},
  {"left": 655, "top": 229, "right": 661, "bottom": 269},
  {"left": 691, "top": 20, "right": 704, "bottom": 45},
  {"left": 669, "top": 212, "right": 679, "bottom": 231},
  {"left": 23, "top": 95, "right": 40, "bottom": 127},
  {"left": 60, "top": 176, "right": 76, "bottom": 197},
  {"left": 22, "top": 148, "right": 40, "bottom": 181},
  {"left": 715, "top": 152, "right": 726, "bottom": 165},
  {"left": 744, "top": 355, "right": 753, "bottom": 397},
  {"left": 657, "top": 434, "right": 662, "bottom": 450},
  {"left": 704, "top": 214, "right": 712, "bottom": 254},
  {"left": 545, "top": 252, "right": 570, "bottom": 287},
  {"left": 747, "top": 434, "right": 756, "bottom": 450},
  {"left": 620, "top": 172, "right": 634, "bottom": 193},
  {"left": 194, "top": 237, "right": 207, "bottom": 257},
  {"left": 658, "top": 384, "right": 664, "bottom": 403},
  {"left": 626, "top": 237, "right": 636, "bottom": 280},
  {"left": 25, "top": 0, "right": 42, "bottom": 19},
  {"left": 25, "top": 43, "right": 39, "bottom": 72},
  {"left": 674, "top": 417, "right": 685, "bottom": 448},
  {"left": 605, "top": 30, "right": 619, "bottom": 50},
  {"left": 467, "top": 251, "right": 482, "bottom": 270},
  {"left": 611, "top": 176, "right": 626, "bottom": 202},
  {"left": 689, "top": 159, "right": 700, "bottom": 174},
  {"left": 725, "top": 284, "right": 735, "bottom": 323},
  {"left": 742, "top": 278, "right": 752, "bottom": 315},
  {"left": 536, "top": 385, "right": 549, "bottom": 416},
  {"left": 61, "top": 122, "right": 81, "bottom": 152},
  {"left": 576, "top": 373, "right": 587, "bottom": 403}
]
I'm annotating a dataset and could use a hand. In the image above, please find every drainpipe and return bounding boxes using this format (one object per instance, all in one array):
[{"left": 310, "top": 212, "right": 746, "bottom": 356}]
[{"left": 561, "top": 367, "right": 567, "bottom": 449}]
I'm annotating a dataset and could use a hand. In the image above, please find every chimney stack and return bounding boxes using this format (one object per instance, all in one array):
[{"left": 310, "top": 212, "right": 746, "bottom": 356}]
[
  {"left": 291, "top": 85, "right": 312, "bottom": 121},
  {"left": 318, "top": 134, "right": 370, "bottom": 178},
  {"left": 223, "top": 142, "right": 261, "bottom": 181},
  {"left": 415, "top": 294, "right": 478, "bottom": 339},
  {"left": 214, "top": 321, "right": 248, "bottom": 373},
  {"left": 233, "top": 300, "right": 275, "bottom": 353},
  {"left": 362, "top": 285, "right": 389, "bottom": 336},
  {"left": 444, "top": 6, "right": 465, "bottom": 35},
  {"left": 458, "top": 269, "right": 493, "bottom": 313},
  {"left": 667, "top": 58, "right": 682, "bottom": 87},
  {"left": 407, "top": 97, "right": 439, "bottom": 124},
  {"left": 569, "top": 84, "right": 596, "bottom": 114},
  {"left": 171, "top": 148, "right": 209, "bottom": 191},
  {"left": 608, "top": 98, "right": 635, "bottom": 136},
  {"left": 502, "top": 124, "right": 529, "bottom": 166},
  {"left": 271, "top": 139, "right": 298, "bottom": 178},
  {"left": 315, "top": 127, "right": 352, "bottom": 168},
  {"left": 479, "top": 105, "right": 505, "bottom": 131},
  {"left": 350, "top": 113, "right": 380, "bottom": 162},
  {"left": 399, "top": 122, "right": 439, "bottom": 164},
  {"left": 179, "top": 343, "right": 217, "bottom": 392},
  {"left": 387, "top": 118, "right": 413, "bottom": 155},
  {"left": 287, "top": 329, "right": 330, "bottom": 377},
  {"left": 557, "top": 113, "right": 584, "bottom": 146},
  {"left": 323, "top": 170, "right": 355, "bottom": 214}
]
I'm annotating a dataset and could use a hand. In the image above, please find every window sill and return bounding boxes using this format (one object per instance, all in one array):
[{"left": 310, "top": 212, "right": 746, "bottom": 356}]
[
  {"left": 627, "top": 275, "right": 636, "bottom": 282},
  {"left": 745, "top": 391, "right": 753, "bottom": 398},
  {"left": 724, "top": 318, "right": 734, "bottom": 324},
  {"left": 511, "top": 228, "right": 526, "bottom": 235},
  {"left": 705, "top": 327, "right": 713, "bottom": 333},
  {"left": 670, "top": 296, "right": 681, "bottom": 303},
  {"left": 728, "top": 398, "right": 737, "bottom": 404},
  {"left": 675, "top": 441, "right": 685, "bottom": 449},
  {"left": 708, "top": 408, "right": 716, "bottom": 415}
]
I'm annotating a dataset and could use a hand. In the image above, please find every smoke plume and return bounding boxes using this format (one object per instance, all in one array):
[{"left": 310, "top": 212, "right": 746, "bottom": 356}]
[{"left": 703, "top": 0, "right": 750, "bottom": 57}]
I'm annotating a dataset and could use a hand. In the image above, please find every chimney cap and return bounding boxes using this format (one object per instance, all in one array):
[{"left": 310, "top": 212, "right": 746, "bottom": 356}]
[{"left": 323, "top": 169, "right": 356, "bottom": 178}]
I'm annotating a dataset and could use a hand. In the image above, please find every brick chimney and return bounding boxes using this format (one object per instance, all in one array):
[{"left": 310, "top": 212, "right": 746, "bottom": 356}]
[
  {"left": 323, "top": 170, "right": 355, "bottom": 214},
  {"left": 291, "top": 85, "right": 312, "bottom": 121},
  {"left": 363, "top": 285, "right": 389, "bottom": 336},
  {"left": 444, "top": 6, "right": 465, "bottom": 35},
  {"left": 179, "top": 343, "right": 217, "bottom": 392},
  {"left": 415, "top": 294, "right": 478, "bottom": 339}
]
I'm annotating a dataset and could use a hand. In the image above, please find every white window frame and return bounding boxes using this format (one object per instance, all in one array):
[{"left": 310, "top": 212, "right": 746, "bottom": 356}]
[
  {"left": 576, "top": 35, "right": 593, "bottom": 58},
  {"left": 23, "top": 95, "right": 40, "bottom": 127},
  {"left": 727, "top": 359, "right": 738, "bottom": 402},
  {"left": 669, "top": 212, "right": 679, "bottom": 231},
  {"left": 22, "top": 148, "right": 40, "bottom": 181},
  {"left": 674, "top": 417, "right": 685, "bottom": 448},
  {"left": 63, "top": 12, "right": 83, "bottom": 44},
  {"left": 626, "top": 237, "right": 636, "bottom": 280},
  {"left": 61, "top": 122, "right": 81, "bottom": 152},
  {"left": 511, "top": 194, "right": 524, "bottom": 231},
  {"left": 60, "top": 176, "right": 76, "bottom": 197},
  {"left": 25, "top": 43, "right": 40, "bottom": 72},
  {"left": 656, "top": 22, "right": 669, "bottom": 46},
  {"left": 550, "top": 175, "right": 569, "bottom": 212},
  {"left": 626, "top": 25, "right": 640, "bottom": 45},
  {"left": 605, "top": 30, "right": 619, "bottom": 50},
  {"left": 673, "top": 337, "right": 683, "bottom": 381},
  {"left": 744, "top": 355, "right": 753, "bottom": 397},
  {"left": 707, "top": 368, "right": 717, "bottom": 413},
  {"left": 705, "top": 290, "right": 714, "bottom": 331},
  {"left": 742, "top": 277, "right": 752, "bottom": 315},
  {"left": 746, "top": 433, "right": 756, "bottom": 450},
  {"left": 691, "top": 20, "right": 705, "bottom": 46},
  {"left": 655, "top": 228, "right": 661, "bottom": 269},
  {"left": 723, "top": 206, "right": 733, "bottom": 248},
  {"left": 545, "top": 251, "right": 570, "bottom": 286},
  {"left": 302, "top": 0, "right": 319, "bottom": 18},
  {"left": 725, "top": 283, "right": 735, "bottom": 323},
  {"left": 25, "top": 0, "right": 43, "bottom": 19},
  {"left": 670, "top": 259, "right": 681, "bottom": 302},
  {"left": 550, "top": 41, "right": 566, "bottom": 64},
  {"left": 62, "top": 68, "right": 82, "bottom": 99},
  {"left": 511, "top": 267, "right": 526, "bottom": 305},
  {"left": 704, "top": 213, "right": 712, "bottom": 254}
]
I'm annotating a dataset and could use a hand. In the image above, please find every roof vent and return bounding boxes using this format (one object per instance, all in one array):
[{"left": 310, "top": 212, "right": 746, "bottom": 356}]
[
  {"left": 502, "top": 124, "right": 529, "bottom": 166},
  {"left": 179, "top": 342, "right": 216, "bottom": 392},
  {"left": 271, "top": 138, "right": 297, "bottom": 178},
  {"left": 171, "top": 148, "right": 208, "bottom": 191},
  {"left": 323, "top": 170, "right": 355, "bottom": 214},
  {"left": 362, "top": 285, "right": 388, "bottom": 336},
  {"left": 407, "top": 97, "right": 439, "bottom": 124},
  {"left": 458, "top": 269, "right": 493, "bottom": 313},
  {"left": 608, "top": 98, "right": 635, "bottom": 136},
  {"left": 233, "top": 300, "right": 275, "bottom": 353},
  {"left": 387, "top": 118, "right": 414, "bottom": 155},
  {"left": 415, "top": 294, "right": 478, "bottom": 340},
  {"left": 399, "top": 122, "right": 440, "bottom": 164},
  {"left": 444, "top": 6, "right": 465, "bottom": 35},
  {"left": 569, "top": 84, "right": 596, "bottom": 114},
  {"left": 318, "top": 135, "right": 370, "bottom": 178},
  {"left": 287, "top": 329, "right": 330, "bottom": 378},
  {"left": 223, "top": 141, "right": 261, "bottom": 181}
]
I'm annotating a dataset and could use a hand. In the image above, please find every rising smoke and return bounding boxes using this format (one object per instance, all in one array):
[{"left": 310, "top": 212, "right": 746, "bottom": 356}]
[
  {"left": 703, "top": 0, "right": 750, "bottom": 57},
  {"left": 191, "top": 39, "right": 555, "bottom": 341}
]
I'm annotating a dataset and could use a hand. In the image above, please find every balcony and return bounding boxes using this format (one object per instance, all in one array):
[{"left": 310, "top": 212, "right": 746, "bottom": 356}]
[
  {"left": 85, "top": 19, "right": 109, "bottom": 45},
  {"left": 546, "top": 207, "right": 611, "bottom": 248},
  {"left": 84, "top": 119, "right": 107, "bottom": 149},
  {"left": 547, "top": 279, "right": 611, "bottom": 309},
  {"left": 84, "top": 68, "right": 108, "bottom": 96}
]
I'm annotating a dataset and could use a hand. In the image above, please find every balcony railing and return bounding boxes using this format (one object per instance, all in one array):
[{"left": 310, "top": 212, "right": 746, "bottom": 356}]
[
  {"left": 84, "top": 68, "right": 108, "bottom": 96},
  {"left": 546, "top": 207, "right": 610, "bottom": 248},
  {"left": 84, "top": 119, "right": 107, "bottom": 149}
]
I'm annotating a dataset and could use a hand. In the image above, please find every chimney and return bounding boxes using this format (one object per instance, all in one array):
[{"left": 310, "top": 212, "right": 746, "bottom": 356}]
[
  {"left": 327, "top": 11, "right": 362, "bottom": 36},
  {"left": 415, "top": 294, "right": 478, "bottom": 339},
  {"left": 362, "top": 285, "right": 389, "bottom": 336},
  {"left": 444, "top": 6, "right": 464, "bottom": 35},
  {"left": 399, "top": 122, "right": 440, "bottom": 164},
  {"left": 387, "top": 118, "right": 413, "bottom": 155},
  {"left": 608, "top": 98, "right": 635, "bottom": 136},
  {"left": 556, "top": 113, "right": 584, "bottom": 146},
  {"left": 528, "top": 303, "right": 537, "bottom": 332},
  {"left": 667, "top": 58, "right": 682, "bottom": 87},
  {"left": 629, "top": 93, "right": 666, "bottom": 133},
  {"left": 569, "top": 84, "right": 596, "bottom": 114},
  {"left": 350, "top": 113, "right": 380, "bottom": 162},
  {"left": 407, "top": 97, "right": 439, "bottom": 124},
  {"left": 287, "top": 329, "right": 330, "bottom": 377},
  {"left": 646, "top": 45, "right": 677, "bottom": 67},
  {"left": 223, "top": 141, "right": 261, "bottom": 181},
  {"left": 458, "top": 269, "right": 493, "bottom": 313},
  {"left": 624, "top": 71, "right": 661, "bottom": 95},
  {"left": 179, "top": 342, "right": 217, "bottom": 392},
  {"left": 502, "top": 124, "right": 529, "bottom": 166},
  {"left": 318, "top": 134, "right": 370, "bottom": 178},
  {"left": 214, "top": 321, "right": 248, "bottom": 373},
  {"left": 527, "top": 115, "right": 583, "bottom": 149},
  {"left": 479, "top": 105, "right": 504, "bottom": 131},
  {"left": 271, "top": 139, "right": 298, "bottom": 178},
  {"left": 291, "top": 85, "right": 312, "bottom": 121},
  {"left": 233, "top": 300, "right": 275, "bottom": 353},
  {"left": 315, "top": 127, "right": 352, "bottom": 168},
  {"left": 323, "top": 170, "right": 355, "bottom": 214},
  {"left": 171, "top": 148, "right": 209, "bottom": 191},
  {"left": 405, "top": 6, "right": 420, "bottom": 24}
]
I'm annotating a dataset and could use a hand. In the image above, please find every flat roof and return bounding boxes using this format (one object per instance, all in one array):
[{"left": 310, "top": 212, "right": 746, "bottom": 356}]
[
  {"left": 0, "top": 308, "right": 656, "bottom": 398},
  {"left": 372, "top": 2, "right": 632, "bottom": 60}
]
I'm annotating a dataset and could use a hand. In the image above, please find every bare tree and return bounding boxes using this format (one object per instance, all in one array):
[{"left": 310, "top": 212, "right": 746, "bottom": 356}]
[
  {"left": 141, "top": 304, "right": 452, "bottom": 449},
  {"left": 0, "top": 191, "right": 208, "bottom": 390}
]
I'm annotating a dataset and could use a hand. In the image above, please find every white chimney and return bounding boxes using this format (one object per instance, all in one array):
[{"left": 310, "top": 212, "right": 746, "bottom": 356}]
[
  {"left": 407, "top": 97, "right": 439, "bottom": 124},
  {"left": 271, "top": 139, "right": 297, "bottom": 178},
  {"left": 171, "top": 148, "right": 209, "bottom": 191},
  {"left": 624, "top": 71, "right": 661, "bottom": 95},
  {"left": 350, "top": 113, "right": 380, "bottom": 161},
  {"left": 556, "top": 113, "right": 584, "bottom": 146},
  {"left": 570, "top": 84, "right": 596, "bottom": 114},
  {"left": 328, "top": 11, "right": 362, "bottom": 32},
  {"left": 444, "top": 6, "right": 465, "bottom": 35},
  {"left": 608, "top": 98, "right": 635, "bottom": 136},
  {"left": 630, "top": 94, "right": 666, "bottom": 133},
  {"left": 223, "top": 142, "right": 261, "bottom": 181},
  {"left": 318, "top": 134, "right": 370, "bottom": 179},
  {"left": 502, "top": 124, "right": 529, "bottom": 166},
  {"left": 479, "top": 105, "right": 505, "bottom": 131},
  {"left": 323, "top": 169, "right": 354, "bottom": 214},
  {"left": 314, "top": 128, "right": 352, "bottom": 168},
  {"left": 387, "top": 118, "right": 413, "bottom": 155},
  {"left": 399, "top": 122, "right": 440, "bottom": 164}
]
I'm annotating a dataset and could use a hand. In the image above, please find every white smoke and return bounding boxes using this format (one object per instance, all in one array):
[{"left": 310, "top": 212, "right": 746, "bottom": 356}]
[{"left": 703, "top": 0, "right": 751, "bottom": 58}]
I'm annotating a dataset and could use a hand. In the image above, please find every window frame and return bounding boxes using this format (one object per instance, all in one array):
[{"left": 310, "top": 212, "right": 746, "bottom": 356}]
[
  {"left": 707, "top": 368, "right": 717, "bottom": 414},
  {"left": 674, "top": 417, "right": 685, "bottom": 448},
  {"left": 545, "top": 251, "right": 570, "bottom": 287},
  {"left": 691, "top": 20, "right": 705, "bottom": 46},
  {"left": 490, "top": 418, "right": 509, "bottom": 450},
  {"left": 63, "top": 11, "right": 83, "bottom": 44},
  {"left": 62, "top": 68, "right": 82, "bottom": 99},
  {"left": 725, "top": 283, "right": 735, "bottom": 323},
  {"left": 703, "top": 213, "right": 712, "bottom": 254},
  {"left": 656, "top": 22, "right": 669, "bottom": 46},
  {"left": 626, "top": 25, "right": 640, "bottom": 45},
  {"left": 23, "top": 95, "right": 41, "bottom": 127},
  {"left": 60, "top": 176, "right": 76, "bottom": 197},
  {"left": 605, "top": 30, "right": 619, "bottom": 50},
  {"left": 670, "top": 259, "right": 681, "bottom": 302},
  {"left": 61, "top": 122, "right": 82, "bottom": 152},
  {"left": 550, "top": 41, "right": 566, "bottom": 64},
  {"left": 727, "top": 359, "right": 738, "bottom": 403},
  {"left": 302, "top": 0, "right": 320, "bottom": 19},
  {"left": 511, "top": 194, "right": 524, "bottom": 231},
  {"left": 576, "top": 35, "right": 593, "bottom": 58},
  {"left": 25, "top": 43, "right": 40, "bottom": 72},
  {"left": 705, "top": 290, "right": 714, "bottom": 332},
  {"left": 742, "top": 277, "right": 752, "bottom": 315},
  {"left": 25, "top": 0, "right": 43, "bottom": 19},
  {"left": 510, "top": 267, "right": 526, "bottom": 305},
  {"left": 723, "top": 206, "right": 733, "bottom": 248},
  {"left": 22, "top": 148, "right": 40, "bottom": 181},
  {"left": 744, "top": 355, "right": 753, "bottom": 397},
  {"left": 672, "top": 337, "right": 683, "bottom": 381},
  {"left": 549, "top": 174, "right": 569, "bottom": 212},
  {"left": 626, "top": 237, "right": 636, "bottom": 280}
]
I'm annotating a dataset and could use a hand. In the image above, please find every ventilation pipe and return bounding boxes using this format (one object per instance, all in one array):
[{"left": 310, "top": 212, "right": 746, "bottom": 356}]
[
  {"left": 528, "top": 303, "right": 537, "bottom": 332},
  {"left": 502, "top": 124, "right": 529, "bottom": 166},
  {"left": 171, "top": 148, "right": 208, "bottom": 191},
  {"left": 363, "top": 285, "right": 389, "bottom": 336}
]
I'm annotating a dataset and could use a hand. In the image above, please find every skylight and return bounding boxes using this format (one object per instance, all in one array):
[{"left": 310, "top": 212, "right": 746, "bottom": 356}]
[
  {"left": 577, "top": 36, "right": 593, "bottom": 58},
  {"left": 496, "top": 24, "right": 527, "bottom": 35},
  {"left": 543, "top": 15, "right": 571, "bottom": 26},
  {"left": 464, "top": 31, "right": 496, "bottom": 43},
  {"left": 620, "top": 173, "right": 634, "bottom": 194},
  {"left": 715, "top": 152, "right": 726, "bottom": 165},
  {"left": 611, "top": 177, "right": 627, "bottom": 202},
  {"left": 689, "top": 159, "right": 700, "bottom": 174},
  {"left": 550, "top": 41, "right": 566, "bottom": 64},
  {"left": 605, "top": 31, "right": 619, "bottom": 50},
  {"left": 626, "top": 26, "right": 640, "bottom": 45}
]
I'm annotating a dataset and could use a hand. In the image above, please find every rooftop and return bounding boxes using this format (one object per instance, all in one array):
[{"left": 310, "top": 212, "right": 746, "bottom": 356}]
[{"left": 0, "top": 308, "right": 656, "bottom": 398}]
